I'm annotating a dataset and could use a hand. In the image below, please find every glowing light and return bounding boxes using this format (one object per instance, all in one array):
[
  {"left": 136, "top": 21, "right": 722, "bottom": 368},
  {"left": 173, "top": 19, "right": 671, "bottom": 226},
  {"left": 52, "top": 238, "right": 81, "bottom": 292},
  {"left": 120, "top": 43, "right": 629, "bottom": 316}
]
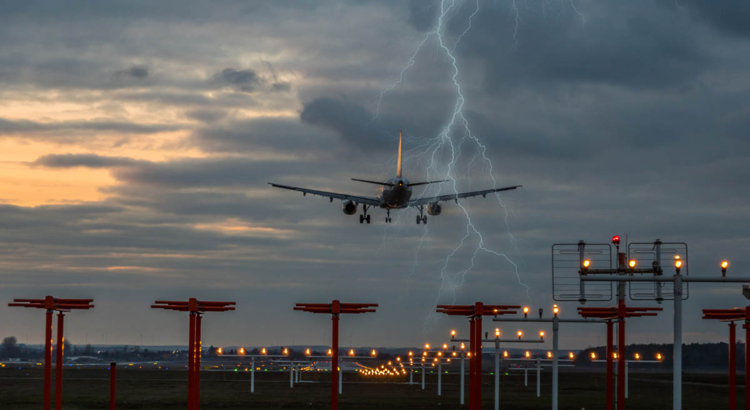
[
  {"left": 591, "top": 352, "right": 597, "bottom": 360},
  {"left": 239, "top": 348, "right": 245, "bottom": 355},
  {"left": 283, "top": 348, "right": 288, "bottom": 355},
  {"left": 722, "top": 261, "right": 729, "bottom": 269},
  {"left": 495, "top": 328, "right": 501, "bottom": 337},
  {"left": 261, "top": 348, "right": 266, "bottom": 355},
  {"left": 217, "top": 348, "right": 223, "bottom": 355},
  {"left": 675, "top": 260, "right": 683, "bottom": 269},
  {"left": 327, "top": 349, "right": 332, "bottom": 356},
  {"left": 503, "top": 351, "right": 509, "bottom": 358},
  {"left": 517, "top": 330, "right": 523, "bottom": 339},
  {"left": 583, "top": 260, "right": 591, "bottom": 268},
  {"left": 629, "top": 260, "right": 637, "bottom": 269},
  {"left": 569, "top": 352, "right": 574, "bottom": 359},
  {"left": 442, "top": 344, "right": 448, "bottom": 350},
  {"left": 525, "top": 351, "right": 530, "bottom": 358},
  {"left": 371, "top": 349, "right": 376, "bottom": 356},
  {"left": 553, "top": 305, "right": 559, "bottom": 316},
  {"left": 460, "top": 343, "right": 465, "bottom": 350},
  {"left": 539, "top": 331, "right": 545, "bottom": 339},
  {"left": 305, "top": 349, "right": 310, "bottom": 356},
  {"left": 425, "top": 344, "right": 430, "bottom": 350},
  {"left": 612, "top": 235, "right": 620, "bottom": 245},
  {"left": 451, "top": 330, "right": 456, "bottom": 337},
  {"left": 408, "top": 351, "right": 413, "bottom": 357},
  {"left": 635, "top": 353, "right": 641, "bottom": 360},
  {"left": 657, "top": 353, "right": 663, "bottom": 361},
  {"left": 349, "top": 349, "right": 355, "bottom": 356},
  {"left": 547, "top": 352, "right": 552, "bottom": 359}
]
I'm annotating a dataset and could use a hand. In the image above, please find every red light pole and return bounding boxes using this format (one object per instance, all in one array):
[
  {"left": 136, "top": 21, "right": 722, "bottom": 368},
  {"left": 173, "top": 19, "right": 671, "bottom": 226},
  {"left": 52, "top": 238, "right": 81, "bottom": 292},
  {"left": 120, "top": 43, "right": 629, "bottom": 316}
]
[
  {"left": 702, "top": 306, "right": 750, "bottom": 410},
  {"left": 152, "top": 298, "right": 235, "bottom": 410},
  {"left": 8, "top": 296, "right": 94, "bottom": 410},
  {"left": 294, "top": 300, "right": 378, "bottom": 410},
  {"left": 578, "top": 303, "right": 661, "bottom": 410},
  {"left": 436, "top": 302, "right": 521, "bottom": 410}
]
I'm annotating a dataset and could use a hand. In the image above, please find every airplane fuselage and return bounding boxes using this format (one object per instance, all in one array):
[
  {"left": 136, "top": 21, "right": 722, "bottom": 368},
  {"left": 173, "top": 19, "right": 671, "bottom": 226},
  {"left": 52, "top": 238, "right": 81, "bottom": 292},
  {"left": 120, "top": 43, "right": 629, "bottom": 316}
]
[{"left": 379, "top": 177, "right": 412, "bottom": 209}]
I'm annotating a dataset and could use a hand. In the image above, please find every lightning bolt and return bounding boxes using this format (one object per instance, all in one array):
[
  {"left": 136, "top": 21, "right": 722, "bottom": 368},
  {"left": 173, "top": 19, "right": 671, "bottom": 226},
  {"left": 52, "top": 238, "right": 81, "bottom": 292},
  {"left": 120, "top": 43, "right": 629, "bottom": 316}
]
[{"left": 368, "top": 0, "right": 586, "bottom": 325}]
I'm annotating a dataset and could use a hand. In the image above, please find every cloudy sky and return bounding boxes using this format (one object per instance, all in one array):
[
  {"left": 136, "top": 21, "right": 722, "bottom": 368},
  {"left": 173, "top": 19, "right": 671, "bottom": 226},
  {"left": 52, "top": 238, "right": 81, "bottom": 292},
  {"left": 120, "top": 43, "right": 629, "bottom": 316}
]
[{"left": 1, "top": 0, "right": 749, "bottom": 351}]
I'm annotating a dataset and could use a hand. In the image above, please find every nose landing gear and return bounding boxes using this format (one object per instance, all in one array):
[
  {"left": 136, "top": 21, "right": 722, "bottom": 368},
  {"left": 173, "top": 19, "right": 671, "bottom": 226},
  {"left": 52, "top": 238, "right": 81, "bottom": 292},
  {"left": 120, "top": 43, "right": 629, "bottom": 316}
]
[{"left": 385, "top": 209, "right": 392, "bottom": 223}]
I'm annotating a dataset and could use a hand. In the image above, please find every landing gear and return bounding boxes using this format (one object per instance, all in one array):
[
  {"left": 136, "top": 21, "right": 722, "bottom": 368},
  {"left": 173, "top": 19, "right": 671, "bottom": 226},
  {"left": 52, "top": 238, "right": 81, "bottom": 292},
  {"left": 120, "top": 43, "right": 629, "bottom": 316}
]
[
  {"left": 360, "top": 205, "right": 371, "bottom": 224},
  {"left": 416, "top": 206, "right": 427, "bottom": 225},
  {"left": 385, "top": 209, "right": 392, "bottom": 223}
]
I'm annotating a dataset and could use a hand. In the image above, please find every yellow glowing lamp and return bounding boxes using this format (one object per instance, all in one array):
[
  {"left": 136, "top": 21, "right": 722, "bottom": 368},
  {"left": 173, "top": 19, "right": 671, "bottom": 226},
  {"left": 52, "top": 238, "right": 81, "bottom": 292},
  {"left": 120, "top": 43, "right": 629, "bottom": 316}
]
[
  {"left": 547, "top": 351, "right": 552, "bottom": 358},
  {"left": 674, "top": 255, "right": 681, "bottom": 260},
  {"left": 553, "top": 305, "right": 559, "bottom": 316},
  {"left": 396, "top": 357, "right": 401, "bottom": 362},
  {"left": 569, "top": 352, "right": 574, "bottom": 359},
  {"left": 452, "top": 352, "right": 457, "bottom": 357},
  {"left": 371, "top": 349, "right": 376, "bottom": 356},
  {"left": 613, "top": 352, "right": 618, "bottom": 359},
  {"left": 525, "top": 351, "right": 530, "bottom": 358},
  {"left": 517, "top": 330, "right": 523, "bottom": 339},
  {"left": 629, "top": 260, "right": 637, "bottom": 269},
  {"left": 261, "top": 348, "right": 266, "bottom": 355},
  {"left": 460, "top": 343, "right": 465, "bottom": 350},
  {"left": 635, "top": 353, "right": 641, "bottom": 360},
  {"left": 467, "top": 352, "right": 472, "bottom": 358},
  {"left": 675, "top": 260, "right": 683, "bottom": 269},
  {"left": 443, "top": 344, "right": 448, "bottom": 350},
  {"left": 657, "top": 353, "right": 663, "bottom": 361},
  {"left": 591, "top": 352, "right": 597, "bottom": 360},
  {"left": 327, "top": 349, "right": 332, "bottom": 356},
  {"left": 583, "top": 259, "right": 591, "bottom": 269},
  {"left": 539, "top": 331, "right": 545, "bottom": 339},
  {"left": 408, "top": 351, "right": 413, "bottom": 357},
  {"left": 425, "top": 344, "right": 430, "bottom": 350},
  {"left": 349, "top": 349, "right": 355, "bottom": 356},
  {"left": 239, "top": 348, "right": 245, "bottom": 355},
  {"left": 388, "top": 361, "right": 392, "bottom": 366},
  {"left": 451, "top": 330, "right": 456, "bottom": 337},
  {"left": 503, "top": 351, "right": 509, "bottom": 358},
  {"left": 423, "top": 351, "right": 427, "bottom": 357},
  {"left": 495, "top": 328, "right": 501, "bottom": 337},
  {"left": 217, "top": 348, "right": 223, "bottom": 355}
]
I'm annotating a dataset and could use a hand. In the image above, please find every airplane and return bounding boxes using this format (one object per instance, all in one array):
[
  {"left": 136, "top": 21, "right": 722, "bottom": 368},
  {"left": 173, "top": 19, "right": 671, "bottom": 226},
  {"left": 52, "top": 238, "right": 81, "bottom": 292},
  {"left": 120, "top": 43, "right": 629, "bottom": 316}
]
[{"left": 268, "top": 131, "right": 521, "bottom": 224}]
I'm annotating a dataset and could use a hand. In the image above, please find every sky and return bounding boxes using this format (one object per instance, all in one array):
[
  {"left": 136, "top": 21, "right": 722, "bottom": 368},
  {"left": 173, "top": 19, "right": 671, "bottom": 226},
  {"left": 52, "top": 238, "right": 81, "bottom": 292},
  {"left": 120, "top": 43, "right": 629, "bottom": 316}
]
[{"left": 1, "top": 0, "right": 749, "bottom": 351}]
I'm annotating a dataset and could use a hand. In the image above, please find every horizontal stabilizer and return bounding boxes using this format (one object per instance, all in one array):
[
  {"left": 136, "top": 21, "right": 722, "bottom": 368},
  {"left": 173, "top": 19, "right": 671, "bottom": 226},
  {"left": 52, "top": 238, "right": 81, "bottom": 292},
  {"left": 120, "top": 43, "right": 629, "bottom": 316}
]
[
  {"left": 351, "top": 178, "right": 394, "bottom": 187},
  {"left": 408, "top": 180, "right": 448, "bottom": 187}
]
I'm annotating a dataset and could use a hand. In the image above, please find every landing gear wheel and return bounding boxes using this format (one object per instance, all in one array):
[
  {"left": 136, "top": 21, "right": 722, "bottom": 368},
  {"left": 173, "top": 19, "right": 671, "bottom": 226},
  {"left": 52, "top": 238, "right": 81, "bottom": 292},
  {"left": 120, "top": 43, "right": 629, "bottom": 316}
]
[
  {"left": 359, "top": 215, "right": 364, "bottom": 224},
  {"left": 416, "top": 215, "right": 421, "bottom": 225},
  {"left": 366, "top": 215, "right": 371, "bottom": 224},
  {"left": 422, "top": 216, "right": 427, "bottom": 224}
]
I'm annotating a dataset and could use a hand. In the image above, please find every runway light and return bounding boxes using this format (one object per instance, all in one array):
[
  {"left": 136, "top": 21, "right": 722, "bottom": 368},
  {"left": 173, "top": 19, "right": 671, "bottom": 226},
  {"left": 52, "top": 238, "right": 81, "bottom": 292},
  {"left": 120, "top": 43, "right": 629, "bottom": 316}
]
[
  {"left": 569, "top": 352, "right": 574, "bottom": 359},
  {"left": 217, "top": 348, "right": 223, "bottom": 355},
  {"left": 539, "top": 331, "right": 545, "bottom": 340},
  {"left": 495, "top": 328, "right": 501, "bottom": 338},
  {"left": 239, "top": 348, "right": 245, "bottom": 355},
  {"left": 460, "top": 343, "right": 465, "bottom": 350},
  {"left": 591, "top": 352, "right": 597, "bottom": 360},
  {"left": 443, "top": 344, "right": 448, "bottom": 350},
  {"left": 503, "top": 351, "right": 509, "bottom": 358},
  {"left": 635, "top": 353, "right": 641, "bottom": 360},
  {"left": 327, "top": 349, "right": 332, "bottom": 356},
  {"left": 349, "top": 349, "right": 355, "bottom": 356},
  {"left": 371, "top": 349, "right": 376, "bottom": 356},
  {"left": 425, "top": 344, "right": 430, "bottom": 350},
  {"left": 283, "top": 348, "right": 288, "bottom": 355},
  {"left": 517, "top": 330, "right": 523, "bottom": 340},
  {"left": 553, "top": 305, "right": 559, "bottom": 316},
  {"left": 582, "top": 260, "right": 591, "bottom": 273},
  {"left": 525, "top": 351, "right": 530, "bottom": 359},
  {"left": 523, "top": 307, "right": 529, "bottom": 318},
  {"left": 656, "top": 353, "right": 663, "bottom": 361},
  {"left": 629, "top": 260, "right": 637, "bottom": 270},
  {"left": 451, "top": 330, "right": 456, "bottom": 338},
  {"left": 612, "top": 235, "right": 620, "bottom": 245},
  {"left": 305, "top": 349, "right": 310, "bottom": 356},
  {"left": 721, "top": 261, "right": 729, "bottom": 276},
  {"left": 261, "top": 348, "right": 266, "bottom": 355},
  {"left": 408, "top": 351, "right": 413, "bottom": 357},
  {"left": 675, "top": 259, "right": 683, "bottom": 273}
]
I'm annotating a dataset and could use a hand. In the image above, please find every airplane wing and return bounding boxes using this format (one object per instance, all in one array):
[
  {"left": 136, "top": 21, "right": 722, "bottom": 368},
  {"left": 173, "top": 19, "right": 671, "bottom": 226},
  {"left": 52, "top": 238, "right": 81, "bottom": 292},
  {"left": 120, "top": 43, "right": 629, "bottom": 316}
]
[
  {"left": 268, "top": 183, "right": 381, "bottom": 206},
  {"left": 407, "top": 185, "right": 522, "bottom": 206}
]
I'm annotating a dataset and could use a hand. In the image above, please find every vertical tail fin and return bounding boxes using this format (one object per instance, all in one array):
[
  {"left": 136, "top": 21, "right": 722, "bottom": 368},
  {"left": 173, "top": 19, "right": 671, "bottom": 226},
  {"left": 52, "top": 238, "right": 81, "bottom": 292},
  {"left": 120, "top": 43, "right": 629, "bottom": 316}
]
[{"left": 396, "top": 130, "right": 403, "bottom": 178}]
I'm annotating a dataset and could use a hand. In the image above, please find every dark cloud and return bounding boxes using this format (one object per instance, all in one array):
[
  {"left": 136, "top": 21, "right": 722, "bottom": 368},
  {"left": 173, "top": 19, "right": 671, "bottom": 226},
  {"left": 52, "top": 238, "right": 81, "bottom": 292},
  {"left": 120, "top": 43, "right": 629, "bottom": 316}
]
[
  {"left": 0, "top": 117, "right": 184, "bottom": 139},
  {"left": 214, "top": 68, "right": 262, "bottom": 93},
  {"left": 680, "top": 0, "right": 750, "bottom": 38},
  {"left": 32, "top": 153, "right": 143, "bottom": 168},
  {"left": 114, "top": 65, "right": 148, "bottom": 80},
  {"left": 184, "top": 108, "right": 229, "bottom": 123}
]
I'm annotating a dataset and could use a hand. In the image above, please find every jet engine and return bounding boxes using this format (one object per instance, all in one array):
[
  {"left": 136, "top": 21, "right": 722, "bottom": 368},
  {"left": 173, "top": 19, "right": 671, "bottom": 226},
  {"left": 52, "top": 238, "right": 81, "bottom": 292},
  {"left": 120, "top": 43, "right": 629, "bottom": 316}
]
[
  {"left": 342, "top": 200, "right": 358, "bottom": 215},
  {"left": 427, "top": 202, "right": 442, "bottom": 216}
]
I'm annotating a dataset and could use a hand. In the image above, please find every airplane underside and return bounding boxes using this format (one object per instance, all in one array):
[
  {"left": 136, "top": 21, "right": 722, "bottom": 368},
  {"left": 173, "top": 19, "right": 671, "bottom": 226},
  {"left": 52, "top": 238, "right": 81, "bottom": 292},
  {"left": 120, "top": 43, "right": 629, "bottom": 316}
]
[{"left": 358, "top": 203, "right": 428, "bottom": 225}]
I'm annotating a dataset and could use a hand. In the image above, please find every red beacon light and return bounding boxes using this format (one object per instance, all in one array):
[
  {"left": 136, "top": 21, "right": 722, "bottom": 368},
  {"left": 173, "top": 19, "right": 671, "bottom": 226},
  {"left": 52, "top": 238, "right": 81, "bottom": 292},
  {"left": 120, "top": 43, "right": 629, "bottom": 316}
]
[{"left": 612, "top": 235, "right": 621, "bottom": 245}]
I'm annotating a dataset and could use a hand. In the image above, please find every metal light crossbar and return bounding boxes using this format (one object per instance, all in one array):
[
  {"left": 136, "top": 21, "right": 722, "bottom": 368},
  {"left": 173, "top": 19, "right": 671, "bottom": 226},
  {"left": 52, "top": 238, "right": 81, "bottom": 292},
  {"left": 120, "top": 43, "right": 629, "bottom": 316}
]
[
  {"left": 436, "top": 302, "right": 520, "bottom": 410},
  {"left": 152, "top": 298, "right": 235, "bottom": 410},
  {"left": 8, "top": 296, "right": 94, "bottom": 410},
  {"left": 294, "top": 300, "right": 377, "bottom": 410},
  {"left": 702, "top": 306, "right": 750, "bottom": 410}
]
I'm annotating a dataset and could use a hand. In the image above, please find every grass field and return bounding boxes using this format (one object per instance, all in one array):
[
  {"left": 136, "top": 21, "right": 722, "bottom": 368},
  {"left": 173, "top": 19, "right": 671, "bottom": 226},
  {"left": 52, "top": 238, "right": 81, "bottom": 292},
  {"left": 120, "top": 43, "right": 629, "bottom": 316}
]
[{"left": 0, "top": 367, "right": 740, "bottom": 409}]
